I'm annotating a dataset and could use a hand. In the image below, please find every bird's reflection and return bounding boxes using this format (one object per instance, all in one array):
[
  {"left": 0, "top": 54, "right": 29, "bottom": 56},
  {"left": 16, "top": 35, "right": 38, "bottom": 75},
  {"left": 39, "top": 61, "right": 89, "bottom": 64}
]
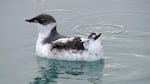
[{"left": 30, "top": 56, "right": 104, "bottom": 84}]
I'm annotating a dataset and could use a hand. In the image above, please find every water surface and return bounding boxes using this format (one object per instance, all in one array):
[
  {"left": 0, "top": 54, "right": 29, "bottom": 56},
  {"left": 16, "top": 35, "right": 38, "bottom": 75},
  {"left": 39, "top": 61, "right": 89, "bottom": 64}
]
[{"left": 0, "top": 0, "right": 150, "bottom": 84}]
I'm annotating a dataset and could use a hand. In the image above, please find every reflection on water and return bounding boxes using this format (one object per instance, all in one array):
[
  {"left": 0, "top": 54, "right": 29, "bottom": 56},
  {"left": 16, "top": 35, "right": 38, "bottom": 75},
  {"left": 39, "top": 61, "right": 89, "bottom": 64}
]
[{"left": 30, "top": 57, "right": 104, "bottom": 84}]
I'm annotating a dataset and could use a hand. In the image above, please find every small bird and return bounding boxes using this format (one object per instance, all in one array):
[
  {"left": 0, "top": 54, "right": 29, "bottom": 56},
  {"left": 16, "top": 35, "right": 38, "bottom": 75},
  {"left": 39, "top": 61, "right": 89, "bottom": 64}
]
[{"left": 25, "top": 14, "right": 103, "bottom": 61}]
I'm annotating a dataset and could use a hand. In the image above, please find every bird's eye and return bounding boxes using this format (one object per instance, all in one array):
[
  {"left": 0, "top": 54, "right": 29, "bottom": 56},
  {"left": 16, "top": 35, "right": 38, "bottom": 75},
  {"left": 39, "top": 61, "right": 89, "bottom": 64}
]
[{"left": 39, "top": 19, "right": 45, "bottom": 24}]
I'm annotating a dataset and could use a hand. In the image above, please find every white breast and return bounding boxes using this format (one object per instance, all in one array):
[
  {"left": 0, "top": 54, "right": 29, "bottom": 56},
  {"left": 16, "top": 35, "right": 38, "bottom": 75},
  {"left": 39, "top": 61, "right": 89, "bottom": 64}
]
[{"left": 36, "top": 37, "right": 104, "bottom": 61}]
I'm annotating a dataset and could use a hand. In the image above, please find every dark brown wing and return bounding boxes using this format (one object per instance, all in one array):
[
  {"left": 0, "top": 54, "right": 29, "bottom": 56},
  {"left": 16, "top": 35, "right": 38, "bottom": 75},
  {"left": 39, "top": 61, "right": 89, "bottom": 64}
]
[{"left": 51, "top": 37, "right": 85, "bottom": 50}]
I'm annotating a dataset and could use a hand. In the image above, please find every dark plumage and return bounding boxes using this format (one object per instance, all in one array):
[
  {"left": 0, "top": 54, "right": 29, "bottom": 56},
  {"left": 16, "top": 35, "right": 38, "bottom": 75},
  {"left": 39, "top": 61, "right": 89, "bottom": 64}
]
[
  {"left": 88, "top": 33, "right": 101, "bottom": 40},
  {"left": 25, "top": 14, "right": 56, "bottom": 25},
  {"left": 51, "top": 37, "right": 85, "bottom": 50}
]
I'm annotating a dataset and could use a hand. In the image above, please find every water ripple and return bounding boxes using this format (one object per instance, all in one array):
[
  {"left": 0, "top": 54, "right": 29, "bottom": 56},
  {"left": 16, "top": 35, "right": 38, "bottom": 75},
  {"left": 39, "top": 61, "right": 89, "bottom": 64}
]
[{"left": 72, "top": 22, "right": 125, "bottom": 37}]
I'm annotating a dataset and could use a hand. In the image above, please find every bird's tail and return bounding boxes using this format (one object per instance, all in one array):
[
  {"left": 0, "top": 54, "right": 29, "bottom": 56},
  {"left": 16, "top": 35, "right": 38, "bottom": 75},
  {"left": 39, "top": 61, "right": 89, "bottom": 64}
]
[{"left": 88, "top": 33, "right": 102, "bottom": 40}]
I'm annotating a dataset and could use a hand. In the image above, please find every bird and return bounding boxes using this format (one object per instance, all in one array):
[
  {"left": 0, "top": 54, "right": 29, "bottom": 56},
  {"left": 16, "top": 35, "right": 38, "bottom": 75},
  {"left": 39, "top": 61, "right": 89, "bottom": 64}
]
[{"left": 25, "top": 14, "right": 104, "bottom": 61}]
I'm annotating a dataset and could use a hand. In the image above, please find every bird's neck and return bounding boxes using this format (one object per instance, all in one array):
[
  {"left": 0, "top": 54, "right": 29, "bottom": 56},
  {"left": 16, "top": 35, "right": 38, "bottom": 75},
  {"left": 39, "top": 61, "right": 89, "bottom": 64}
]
[{"left": 36, "top": 23, "right": 57, "bottom": 45}]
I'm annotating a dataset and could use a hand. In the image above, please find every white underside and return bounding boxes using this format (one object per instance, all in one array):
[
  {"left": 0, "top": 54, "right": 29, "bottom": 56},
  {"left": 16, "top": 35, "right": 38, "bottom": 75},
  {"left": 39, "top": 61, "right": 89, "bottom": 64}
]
[
  {"left": 35, "top": 23, "right": 103, "bottom": 61},
  {"left": 36, "top": 37, "right": 104, "bottom": 61}
]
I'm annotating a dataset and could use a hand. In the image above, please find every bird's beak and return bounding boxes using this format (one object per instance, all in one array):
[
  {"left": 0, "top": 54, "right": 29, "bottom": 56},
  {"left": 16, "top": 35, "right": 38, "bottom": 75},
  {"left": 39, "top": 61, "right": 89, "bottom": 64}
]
[{"left": 25, "top": 19, "right": 35, "bottom": 23}]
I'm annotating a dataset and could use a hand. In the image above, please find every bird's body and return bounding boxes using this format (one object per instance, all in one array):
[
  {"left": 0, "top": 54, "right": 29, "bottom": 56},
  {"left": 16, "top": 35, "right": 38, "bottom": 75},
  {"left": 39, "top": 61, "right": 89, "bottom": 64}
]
[{"left": 26, "top": 14, "right": 103, "bottom": 61}]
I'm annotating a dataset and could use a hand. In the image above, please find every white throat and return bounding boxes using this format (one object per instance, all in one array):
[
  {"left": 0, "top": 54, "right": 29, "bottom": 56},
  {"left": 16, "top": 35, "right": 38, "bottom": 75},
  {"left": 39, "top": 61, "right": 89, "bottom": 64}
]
[
  {"left": 36, "top": 23, "right": 56, "bottom": 43},
  {"left": 36, "top": 23, "right": 56, "bottom": 56}
]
